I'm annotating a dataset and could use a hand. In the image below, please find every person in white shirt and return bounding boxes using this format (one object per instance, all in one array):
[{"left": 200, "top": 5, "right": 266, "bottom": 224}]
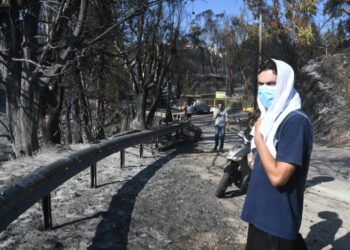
[
  {"left": 187, "top": 103, "right": 193, "bottom": 120},
  {"left": 213, "top": 103, "right": 228, "bottom": 152}
]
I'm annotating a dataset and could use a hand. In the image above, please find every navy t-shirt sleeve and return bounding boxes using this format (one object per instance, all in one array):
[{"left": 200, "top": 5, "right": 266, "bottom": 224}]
[{"left": 276, "top": 120, "right": 308, "bottom": 168}]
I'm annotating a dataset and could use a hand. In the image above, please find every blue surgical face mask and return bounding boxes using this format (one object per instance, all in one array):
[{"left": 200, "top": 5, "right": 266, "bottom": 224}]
[{"left": 258, "top": 85, "right": 276, "bottom": 109}]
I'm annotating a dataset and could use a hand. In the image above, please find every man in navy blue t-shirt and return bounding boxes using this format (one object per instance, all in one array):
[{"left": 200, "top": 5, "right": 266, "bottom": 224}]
[{"left": 241, "top": 59, "right": 312, "bottom": 250}]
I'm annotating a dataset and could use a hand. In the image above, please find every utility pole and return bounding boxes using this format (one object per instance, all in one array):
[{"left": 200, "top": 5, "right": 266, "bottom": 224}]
[
  {"left": 254, "top": 0, "right": 263, "bottom": 109},
  {"left": 258, "top": 0, "right": 262, "bottom": 67}
]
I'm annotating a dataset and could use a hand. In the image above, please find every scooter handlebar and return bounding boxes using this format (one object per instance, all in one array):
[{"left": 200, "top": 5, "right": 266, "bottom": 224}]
[{"left": 237, "top": 130, "right": 251, "bottom": 144}]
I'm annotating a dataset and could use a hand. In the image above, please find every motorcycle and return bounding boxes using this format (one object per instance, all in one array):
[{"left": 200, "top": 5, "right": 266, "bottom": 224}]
[{"left": 215, "top": 123, "right": 253, "bottom": 198}]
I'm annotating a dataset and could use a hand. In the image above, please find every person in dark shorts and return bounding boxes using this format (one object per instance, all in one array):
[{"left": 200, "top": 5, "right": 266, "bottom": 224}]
[{"left": 241, "top": 59, "right": 313, "bottom": 250}]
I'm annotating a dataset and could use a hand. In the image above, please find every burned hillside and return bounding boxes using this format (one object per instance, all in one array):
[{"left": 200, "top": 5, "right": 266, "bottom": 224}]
[{"left": 298, "top": 52, "right": 350, "bottom": 146}]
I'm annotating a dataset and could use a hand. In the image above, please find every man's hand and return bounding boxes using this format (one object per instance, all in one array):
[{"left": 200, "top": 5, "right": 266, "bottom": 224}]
[
  {"left": 213, "top": 110, "right": 219, "bottom": 120},
  {"left": 254, "top": 118, "right": 263, "bottom": 140},
  {"left": 255, "top": 118, "right": 262, "bottom": 128},
  {"left": 254, "top": 117, "right": 296, "bottom": 187}
]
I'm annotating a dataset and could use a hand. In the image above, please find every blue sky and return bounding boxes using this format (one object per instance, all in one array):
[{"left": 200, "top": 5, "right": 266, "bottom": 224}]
[
  {"left": 182, "top": 0, "right": 250, "bottom": 32},
  {"left": 188, "top": 0, "right": 246, "bottom": 16},
  {"left": 185, "top": 0, "right": 333, "bottom": 33}
]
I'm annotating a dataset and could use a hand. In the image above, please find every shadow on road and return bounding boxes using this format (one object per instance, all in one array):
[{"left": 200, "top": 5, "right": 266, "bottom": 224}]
[
  {"left": 305, "top": 175, "right": 335, "bottom": 189},
  {"left": 88, "top": 145, "right": 195, "bottom": 250},
  {"left": 52, "top": 212, "right": 107, "bottom": 230},
  {"left": 306, "top": 211, "right": 350, "bottom": 249}
]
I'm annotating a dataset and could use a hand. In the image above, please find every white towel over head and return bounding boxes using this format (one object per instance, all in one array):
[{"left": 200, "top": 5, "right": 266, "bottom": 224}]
[{"left": 253, "top": 59, "right": 301, "bottom": 158}]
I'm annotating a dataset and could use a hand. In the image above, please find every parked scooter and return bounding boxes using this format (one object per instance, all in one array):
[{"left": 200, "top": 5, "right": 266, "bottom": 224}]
[{"left": 215, "top": 120, "right": 252, "bottom": 198}]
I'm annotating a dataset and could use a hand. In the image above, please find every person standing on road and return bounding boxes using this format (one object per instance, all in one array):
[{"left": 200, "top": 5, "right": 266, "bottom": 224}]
[
  {"left": 187, "top": 103, "right": 193, "bottom": 120},
  {"left": 241, "top": 59, "right": 312, "bottom": 250},
  {"left": 213, "top": 102, "right": 228, "bottom": 152}
]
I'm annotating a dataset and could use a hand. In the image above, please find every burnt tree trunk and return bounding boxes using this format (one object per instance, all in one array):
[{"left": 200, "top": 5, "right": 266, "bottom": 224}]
[
  {"left": 36, "top": 0, "right": 88, "bottom": 145},
  {"left": 95, "top": 54, "right": 106, "bottom": 140},
  {"left": 1, "top": 0, "right": 89, "bottom": 153},
  {"left": 134, "top": 92, "right": 147, "bottom": 130},
  {"left": 72, "top": 86, "right": 83, "bottom": 143},
  {"left": 20, "top": 0, "right": 40, "bottom": 152},
  {"left": 71, "top": 63, "right": 83, "bottom": 143},
  {"left": 65, "top": 99, "right": 72, "bottom": 144},
  {"left": 39, "top": 83, "right": 64, "bottom": 144},
  {"left": 78, "top": 76, "right": 93, "bottom": 142},
  {"left": 0, "top": 8, "right": 21, "bottom": 155},
  {"left": 146, "top": 97, "right": 160, "bottom": 126},
  {"left": 146, "top": 78, "right": 165, "bottom": 126},
  {"left": 1, "top": 2, "right": 40, "bottom": 157}
]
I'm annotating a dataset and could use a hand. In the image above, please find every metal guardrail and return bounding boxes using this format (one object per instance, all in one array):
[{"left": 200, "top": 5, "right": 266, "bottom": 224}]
[
  {"left": 148, "top": 110, "right": 184, "bottom": 121},
  {"left": 0, "top": 122, "right": 188, "bottom": 232}
]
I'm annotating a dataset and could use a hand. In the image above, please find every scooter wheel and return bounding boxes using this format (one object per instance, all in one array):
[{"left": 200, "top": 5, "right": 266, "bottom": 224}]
[
  {"left": 215, "top": 172, "right": 231, "bottom": 198},
  {"left": 240, "top": 173, "right": 251, "bottom": 193}
]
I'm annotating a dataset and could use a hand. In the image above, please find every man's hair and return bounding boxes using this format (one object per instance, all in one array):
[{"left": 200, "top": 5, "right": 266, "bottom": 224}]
[{"left": 258, "top": 59, "right": 277, "bottom": 75}]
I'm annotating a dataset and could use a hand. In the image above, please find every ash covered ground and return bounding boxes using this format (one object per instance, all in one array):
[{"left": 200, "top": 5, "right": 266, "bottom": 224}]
[{"left": 0, "top": 114, "right": 350, "bottom": 250}]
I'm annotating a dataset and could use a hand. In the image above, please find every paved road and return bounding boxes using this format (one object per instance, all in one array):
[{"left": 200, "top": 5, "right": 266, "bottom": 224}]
[{"left": 87, "top": 114, "right": 249, "bottom": 249}]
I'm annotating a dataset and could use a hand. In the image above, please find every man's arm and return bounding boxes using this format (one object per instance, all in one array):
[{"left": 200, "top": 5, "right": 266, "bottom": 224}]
[
  {"left": 213, "top": 110, "right": 219, "bottom": 120},
  {"left": 254, "top": 119, "right": 296, "bottom": 187}
]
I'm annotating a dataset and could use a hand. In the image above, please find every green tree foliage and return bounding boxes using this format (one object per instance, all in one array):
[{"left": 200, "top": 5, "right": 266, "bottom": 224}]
[{"left": 245, "top": 0, "right": 319, "bottom": 45}]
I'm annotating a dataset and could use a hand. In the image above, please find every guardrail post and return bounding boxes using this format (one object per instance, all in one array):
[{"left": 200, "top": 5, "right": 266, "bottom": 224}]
[
  {"left": 139, "top": 143, "right": 143, "bottom": 158},
  {"left": 42, "top": 193, "right": 52, "bottom": 230},
  {"left": 120, "top": 149, "right": 125, "bottom": 168},
  {"left": 90, "top": 163, "right": 97, "bottom": 188}
]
